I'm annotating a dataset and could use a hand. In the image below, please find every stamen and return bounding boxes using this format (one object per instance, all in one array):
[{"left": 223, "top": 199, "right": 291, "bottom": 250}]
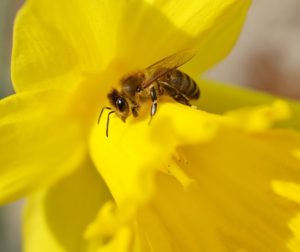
[
  {"left": 174, "top": 148, "right": 188, "bottom": 164},
  {"left": 167, "top": 160, "right": 194, "bottom": 190}
]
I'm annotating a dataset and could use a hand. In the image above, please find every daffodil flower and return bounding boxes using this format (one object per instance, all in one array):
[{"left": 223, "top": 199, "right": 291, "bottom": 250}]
[{"left": 1, "top": 0, "right": 300, "bottom": 251}]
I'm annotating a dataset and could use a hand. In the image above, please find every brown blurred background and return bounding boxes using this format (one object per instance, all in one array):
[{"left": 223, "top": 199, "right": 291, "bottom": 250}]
[
  {"left": 0, "top": 0, "right": 300, "bottom": 251},
  {"left": 206, "top": 0, "right": 300, "bottom": 99}
]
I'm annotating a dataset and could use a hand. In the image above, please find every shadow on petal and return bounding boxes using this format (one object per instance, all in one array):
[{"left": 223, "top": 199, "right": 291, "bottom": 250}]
[{"left": 24, "top": 158, "right": 112, "bottom": 252}]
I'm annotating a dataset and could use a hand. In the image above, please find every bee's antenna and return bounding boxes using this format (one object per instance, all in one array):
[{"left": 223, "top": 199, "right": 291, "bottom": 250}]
[
  {"left": 98, "top": 106, "right": 112, "bottom": 124},
  {"left": 106, "top": 111, "right": 115, "bottom": 137}
]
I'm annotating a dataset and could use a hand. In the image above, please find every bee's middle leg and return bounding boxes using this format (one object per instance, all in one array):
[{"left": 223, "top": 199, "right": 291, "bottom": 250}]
[{"left": 149, "top": 86, "right": 158, "bottom": 123}]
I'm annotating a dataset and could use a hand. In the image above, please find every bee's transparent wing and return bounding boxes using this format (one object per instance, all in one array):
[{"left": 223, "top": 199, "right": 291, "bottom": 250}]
[{"left": 142, "top": 49, "right": 196, "bottom": 88}]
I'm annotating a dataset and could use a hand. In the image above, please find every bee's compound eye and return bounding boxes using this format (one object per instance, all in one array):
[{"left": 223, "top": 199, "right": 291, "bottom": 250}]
[{"left": 116, "top": 98, "right": 127, "bottom": 112}]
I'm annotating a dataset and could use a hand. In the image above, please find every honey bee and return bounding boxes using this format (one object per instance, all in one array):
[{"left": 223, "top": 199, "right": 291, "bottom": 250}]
[{"left": 98, "top": 49, "right": 200, "bottom": 137}]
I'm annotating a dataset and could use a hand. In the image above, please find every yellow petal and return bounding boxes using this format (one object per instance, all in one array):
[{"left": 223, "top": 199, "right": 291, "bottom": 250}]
[
  {"left": 12, "top": 0, "right": 251, "bottom": 92},
  {"left": 0, "top": 89, "right": 85, "bottom": 204},
  {"left": 24, "top": 160, "right": 112, "bottom": 252},
  {"left": 114, "top": 0, "right": 252, "bottom": 77},
  {"left": 223, "top": 100, "right": 290, "bottom": 133},
  {"left": 89, "top": 102, "right": 300, "bottom": 251},
  {"left": 12, "top": 2, "right": 82, "bottom": 92},
  {"left": 196, "top": 80, "right": 300, "bottom": 130},
  {"left": 12, "top": 0, "right": 118, "bottom": 92}
]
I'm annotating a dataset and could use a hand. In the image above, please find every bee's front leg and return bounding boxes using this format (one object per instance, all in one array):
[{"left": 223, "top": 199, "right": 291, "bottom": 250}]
[{"left": 132, "top": 106, "right": 140, "bottom": 117}]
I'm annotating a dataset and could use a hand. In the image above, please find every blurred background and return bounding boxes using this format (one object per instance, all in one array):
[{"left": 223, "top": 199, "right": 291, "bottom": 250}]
[{"left": 0, "top": 0, "right": 300, "bottom": 251}]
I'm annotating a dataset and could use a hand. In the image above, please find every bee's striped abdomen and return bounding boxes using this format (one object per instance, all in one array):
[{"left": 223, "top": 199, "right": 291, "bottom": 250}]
[{"left": 163, "top": 69, "right": 200, "bottom": 100}]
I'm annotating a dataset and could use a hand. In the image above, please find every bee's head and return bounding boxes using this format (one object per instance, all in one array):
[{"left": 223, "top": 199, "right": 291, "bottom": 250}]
[{"left": 108, "top": 89, "right": 130, "bottom": 122}]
